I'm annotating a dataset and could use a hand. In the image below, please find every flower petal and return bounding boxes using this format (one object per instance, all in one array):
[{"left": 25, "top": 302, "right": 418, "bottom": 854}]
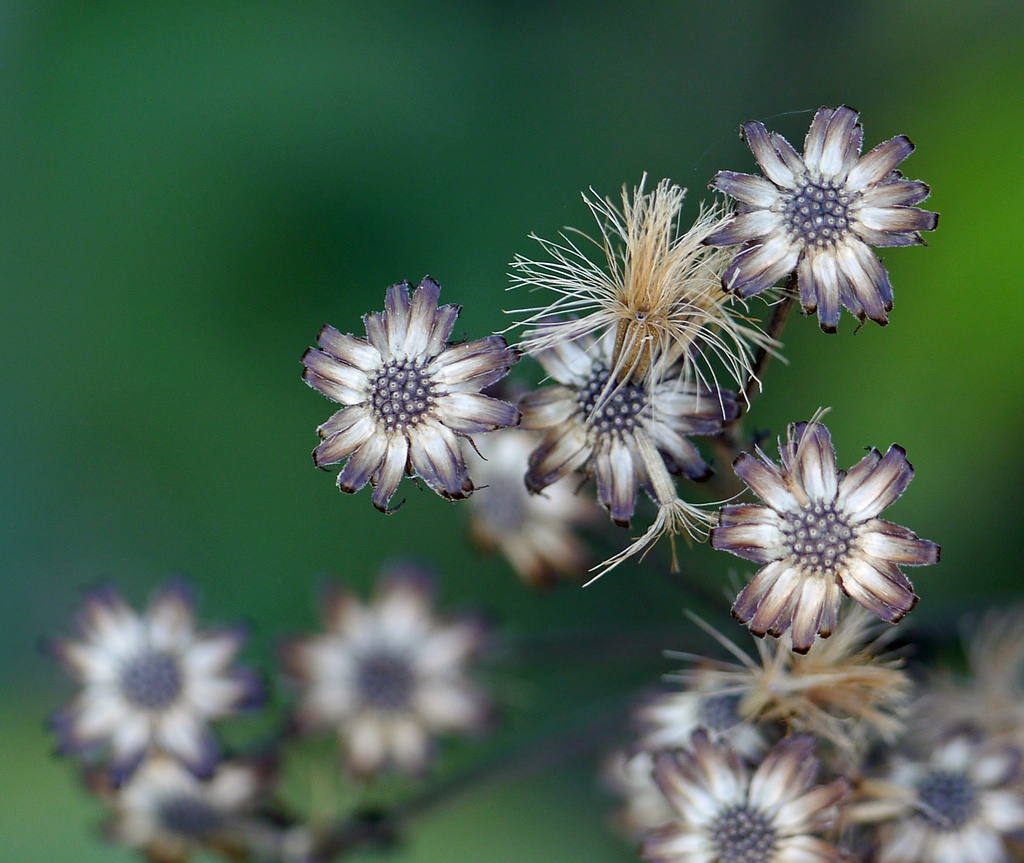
[
  {"left": 408, "top": 420, "right": 474, "bottom": 499},
  {"left": 314, "top": 412, "right": 376, "bottom": 467},
  {"left": 742, "top": 121, "right": 797, "bottom": 188},
  {"left": 336, "top": 430, "right": 389, "bottom": 494},
  {"left": 859, "top": 519, "right": 939, "bottom": 566},
  {"left": 429, "top": 336, "right": 519, "bottom": 393},
  {"left": 733, "top": 452, "right": 798, "bottom": 512},
  {"left": 846, "top": 135, "right": 914, "bottom": 191},
  {"left": 709, "top": 171, "right": 782, "bottom": 209},
  {"left": 525, "top": 424, "right": 591, "bottom": 492},
  {"left": 316, "top": 326, "right": 381, "bottom": 371},
  {"left": 595, "top": 436, "right": 638, "bottom": 526},
  {"left": 433, "top": 392, "right": 520, "bottom": 434},
  {"left": 371, "top": 433, "right": 409, "bottom": 512},
  {"left": 722, "top": 233, "right": 801, "bottom": 298},
  {"left": 703, "top": 210, "right": 782, "bottom": 247},
  {"left": 837, "top": 444, "right": 913, "bottom": 520},
  {"left": 839, "top": 556, "right": 917, "bottom": 623}
]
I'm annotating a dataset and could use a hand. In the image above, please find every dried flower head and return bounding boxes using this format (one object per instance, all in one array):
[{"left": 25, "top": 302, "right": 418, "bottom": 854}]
[
  {"left": 915, "top": 606, "right": 1024, "bottom": 749},
  {"left": 706, "top": 106, "right": 937, "bottom": 331},
  {"left": 520, "top": 324, "right": 737, "bottom": 574},
  {"left": 711, "top": 419, "right": 939, "bottom": 652},
  {"left": 643, "top": 732, "right": 850, "bottom": 863},
  {"left": 302, "top": 277, "right": 520, "bottom": 512},
  {"left": 671, "top": 607, "right": 912, "bottom": 766},
  {"left": 860, "top": 735, "right": 1024, "bottom": 863},
  {"left": 50, "top": 583, "right": 261, "bottom": 779},
  {"left": 463, "top": 428, "right": 600, "bottom": 588},
  {"left": 282, "top": 566, "right": 488, "bottom": 776},
  {"left": 511, "top": 176, "right": 772, "bottom": 395},
  {"left": 637, "top": 669, "right": 768, "bottom": 762},
  {"left": 103, "top": 755, "right": 260, "bottom": 863}
]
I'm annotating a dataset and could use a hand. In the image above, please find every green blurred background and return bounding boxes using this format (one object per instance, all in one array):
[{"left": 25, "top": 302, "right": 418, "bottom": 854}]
[{"left": 2, "top": 1, "right": 1022, "bottom": 860}]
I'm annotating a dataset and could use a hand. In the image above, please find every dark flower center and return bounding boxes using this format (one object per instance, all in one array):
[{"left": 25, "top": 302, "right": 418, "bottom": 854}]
[
  {"left": 781, "top": 502, "right": 853, "bottom": 575},
  {"left": 709, "top": 804, "right": 776, "bottom": 863},
  {"left": 370, "top": 357, "right": 438, "bottom": 432},
  {"left": 917, "top": 770, "right": 979, "bottom": 831},
  {"left": 474, "top": 483, "right": 527, "bottom": 533},
  {"left": 157, "top": 794, "right": 223, "bottom": 838},
  {"left": 577, "top": 364, "right": 646, "bottom": 433},
  {"left": 120, "top": 649, "right": 183, "bottom": 710},
  {"left": 698, "top": 694, "right": 743, "bottom": 732},
  {"left": 357, "top": 651, "right": 416, "bottom": 711},
  {"left": 782, "top": 178, "right": 853, "bottom": 249}
]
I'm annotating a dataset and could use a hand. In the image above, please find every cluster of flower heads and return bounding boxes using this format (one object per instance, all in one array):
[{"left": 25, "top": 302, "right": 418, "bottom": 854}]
[
  {"left": 606, "top": 606, "right": 1024, "bottom": 863},
  {"left": 49, "top": 106, "right": 957, "bottom": 863},
  {"left": 48, "top": 583, "right": 267, "bottom": 861},
  {"left": 300, "top": 107, "right": 936, "bottom": 577},
  {"left": 49, "top": 567, "right": 490, "bottom": 862}
]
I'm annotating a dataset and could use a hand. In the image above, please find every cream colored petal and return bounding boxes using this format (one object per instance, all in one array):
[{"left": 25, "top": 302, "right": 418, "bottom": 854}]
[
  {"left": 347, "top": 714, "right": 388, "bottom": 774},
  {"left": 413, "top": 680, "right": 484, "bottom": 730}
]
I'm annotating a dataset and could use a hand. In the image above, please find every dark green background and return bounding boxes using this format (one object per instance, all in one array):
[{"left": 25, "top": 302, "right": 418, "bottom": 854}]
[{"left": 2, "top": 2, "right": 1022, "bottom": 860}]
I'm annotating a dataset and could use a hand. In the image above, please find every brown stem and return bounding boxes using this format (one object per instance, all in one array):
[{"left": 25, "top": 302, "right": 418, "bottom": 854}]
[{"left": 715, "top": 277, "right": 798, "bottom": 462}]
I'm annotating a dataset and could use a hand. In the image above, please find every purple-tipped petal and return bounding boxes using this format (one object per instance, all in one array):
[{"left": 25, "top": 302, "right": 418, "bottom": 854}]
[
  {"left": 742, "top": 121, "right": 797, "bottom": 188},
  {"left": 846, "top": 135, "right": 915, "bottom": 191},
  {"left": 709, "top": 171, "right": 782, "bottom": 209}
]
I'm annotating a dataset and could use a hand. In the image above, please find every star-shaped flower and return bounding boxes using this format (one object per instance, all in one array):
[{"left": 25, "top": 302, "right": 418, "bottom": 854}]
[
  {"left": 711, "top": 421, "right": 939, "bottom": 653},
  {"left": 50, "top": 583, "right": 261, "bottom": 779},
  {"left": 302, "top": 277, "right": 520, "bottom": 512},
  {"left": 643, "top": 733, "right": 850, "bottom": 863},
  {"left": 282, "top": 566, "right": 488, "bottom": 776},
  {"left": 706, "top": 106, "right": 937, "bottom": 331}
]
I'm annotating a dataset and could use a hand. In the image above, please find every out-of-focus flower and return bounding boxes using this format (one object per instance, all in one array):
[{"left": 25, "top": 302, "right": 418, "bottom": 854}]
[
  {"left": 673, "top": 607, "right": 912, "bottom": 768},
  {"left": 521, "top": 323, "right": 736, "bottom": 573},
  {"left": 302, "top": 277, "right": 520, "bottom": 512},
  {"left": 859, "top": 736, "right": 1024, "bottom": 863},
  {"left": 50, "top": 583, "right": 260, "bottom": 779},
  {"left": 463, "top": 428, "right": 600, "bottom": 588},
  {"left": 706, "top": 106, "right": 937, "bottom": 331},
  {"left": 711, "top": 420, "right": 939, "bottom": 652},
  {"left": 643, "top": 732, "right": 850, "bottom": 863},
  {"left": 282, "top": 566, "right": 488, "bottom": 776},
  {"left": 104, "top": 755, "right": 260, "bottom": 863},
  {"left": 637, "top": 670, "right": 768, "bottom": 762},
  {"left": 511, "top": 176, "right": 772, "bottom": 394},
  {"left": 917, "top": 607, "right": 1024, "bottom": 749},
  {"left": 603, "top": 749, "right": 676, "bottom": 840}
]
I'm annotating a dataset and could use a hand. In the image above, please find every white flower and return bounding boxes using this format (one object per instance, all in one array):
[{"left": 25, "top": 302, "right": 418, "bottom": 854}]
[
  {"left": 464, "top": 428, "right": 600, "bottom": 587},
  {"left": 643, "top": 732, "right": 850, "bottom": 863},
  {"left": 302, "top": 276, "right": 520, "bottom": 512},
  {"left": 638, "top": 673, "right": 767, "bottom": 763},
  {"left": 706, "top": 106, "right": 937, "bottom": 331},
  {"left": 711, "top": 420, "right": 939, "bottom": 653},
  {"left": 283, "top": 567, "right": 488, "bottom": 776},
  {"left": 51, "top": 583, "right": 260, "bottom": 778},
  {"left": 109, "top": 755, "right": 259, "bottom": 862},
  {"left": 873, "top": 736, "right": 1024, "bottom": 863}
]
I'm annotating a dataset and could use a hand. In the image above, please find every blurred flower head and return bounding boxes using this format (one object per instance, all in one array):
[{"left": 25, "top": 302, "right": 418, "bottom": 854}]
[
  {"left": 642, "top": 732, "right": 850, "bottom": 863},
  {"left": 102, "top": 755, "right": 260, "bottom": 863},
  {"left": 603, "top": 749, "right": 677, "bottom": 840},
  {"left": 464, "top": 427, "right": 600, "bottom": 588},
  {"left": 637, "top": 668, "right": 768, "bottom": 762},
  {"left": 673, "top": 606, "right": 912, "bottom": 769},
  {"left": 50, "top": 582, "right": 260, "bottom": 780},
  {"left": 283, "top": 565, "right": 488, "bottom": 776},
  {"left": 864, "top": 735, "right": 1024, "bottom": 863},
  {"left": 302, "top": 277, "right": 520, "bottom": 512},
  {"left": 706, "top": 106, "right": 937, "bottom": 331},
  {"left": 711, "top": 419, "right": 939, "bottom": 652},
  {"left": 512, "top": 176, "right": 772, "bottom": 394}
]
